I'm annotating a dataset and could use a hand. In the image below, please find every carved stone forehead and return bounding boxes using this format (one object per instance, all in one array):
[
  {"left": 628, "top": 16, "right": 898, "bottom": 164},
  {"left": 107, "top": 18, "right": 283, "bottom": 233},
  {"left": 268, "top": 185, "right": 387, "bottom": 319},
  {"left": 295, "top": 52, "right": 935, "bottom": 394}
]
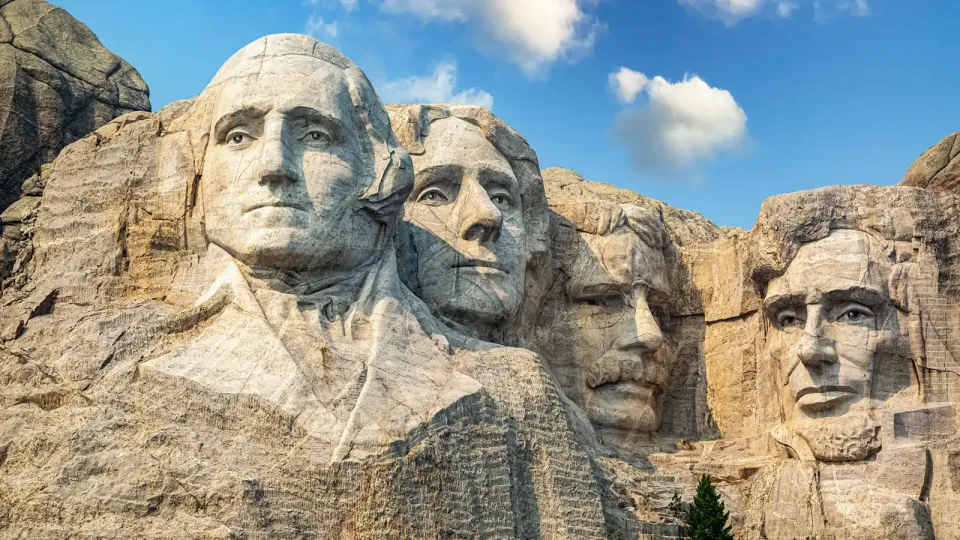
[
  {"left": 767, "top": 229, "right": 891, "bottom": 303},
  {"left": 568, "top": 229, "right": 669, "bottom": 298},
  {"left": 205, "top": 34, "right": 352, "bottom": 90},
  {"left": 417, "top": 117, "right": 510, "bottom": 171}
]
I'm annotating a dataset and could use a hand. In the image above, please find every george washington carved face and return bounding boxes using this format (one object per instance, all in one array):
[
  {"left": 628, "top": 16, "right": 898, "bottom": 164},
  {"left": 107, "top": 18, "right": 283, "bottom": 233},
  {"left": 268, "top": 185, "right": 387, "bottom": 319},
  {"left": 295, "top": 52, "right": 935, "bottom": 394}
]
[{"left": 201, "top": 54, "right": 382, "bottom": 272}]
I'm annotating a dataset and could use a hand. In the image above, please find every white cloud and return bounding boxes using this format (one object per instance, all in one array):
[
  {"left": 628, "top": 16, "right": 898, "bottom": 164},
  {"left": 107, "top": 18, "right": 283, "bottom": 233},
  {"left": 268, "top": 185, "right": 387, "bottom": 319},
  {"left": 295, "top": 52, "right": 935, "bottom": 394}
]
[
  {"left": 305, "top": 0, "right": 357, "bottom": 10},
  {"left": 680, "top": 0, "right": 869, "bottom": 24},
  {"left": 380, "top": 0, "right": 603, "bottom": 76},
  {"left": 611, "top": 72, "right": 748, "bottom": 175},
  {"left": 777, "top": 1, "right": 799, "bottom": 17},
  {"left": 305, "top": 14, "right": 339, "bottom": 39},
  {"left": 678, "top": 0, "right": 766, "bottom": 24},
  {"left": 815, "top": 0, "right": 869, "bottom": 20},
  {"left": 608, "top": 67, "right": 649, "bottom": 104},
  {"left": 379, "top": 62, "right": 494, "bottom": 109}
]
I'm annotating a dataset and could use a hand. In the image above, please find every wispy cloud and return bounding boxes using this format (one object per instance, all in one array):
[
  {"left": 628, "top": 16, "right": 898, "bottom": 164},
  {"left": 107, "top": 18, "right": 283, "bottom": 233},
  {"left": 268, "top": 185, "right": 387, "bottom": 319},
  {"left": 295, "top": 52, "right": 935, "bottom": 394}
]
[
  {"left": 679, "top": 0, "right": 870, "bottom": 24},
  {"left": 609, "top": 69, "right": 748, "bottom": 177},
  {"left": 379, "top": 0, "right": 604, "bottom": 77},
  {"left": 379, "top": 62, "right": 494, "bottom": 109},
  {"left": 305, "top": 14, "right": 338, "bottom": 39}
]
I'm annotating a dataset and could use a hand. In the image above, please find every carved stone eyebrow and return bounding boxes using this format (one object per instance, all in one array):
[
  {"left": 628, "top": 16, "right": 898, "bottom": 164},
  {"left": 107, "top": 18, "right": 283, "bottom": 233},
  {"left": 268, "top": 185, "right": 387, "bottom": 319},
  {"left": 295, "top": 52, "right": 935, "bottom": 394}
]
[
  {"left": 763, "top": 285, "right": 888, "bottom": 316},
  {"left": 283, "top": 106, "right": 343, "bottom": 140},
  {"left": 213, "top": 105, "right": 269, "bottom": 140},
  {"left": 817, "top": 285, "right": 888, "bottom": 307},
  {"left": 762, "top": 292, "right": 805, "bottom": 318},
  {"left": 478, "top": 167, "right": 520, "bottom": 195},
  {"left": 414, "top": 164, "right": 463, "bottom": 189}
]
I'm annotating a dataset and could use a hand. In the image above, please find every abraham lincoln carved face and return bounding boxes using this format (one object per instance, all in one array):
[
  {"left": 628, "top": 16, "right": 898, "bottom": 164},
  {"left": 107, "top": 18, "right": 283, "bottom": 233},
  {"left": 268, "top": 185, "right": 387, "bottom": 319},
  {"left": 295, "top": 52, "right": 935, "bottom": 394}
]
[{"left": 763, "top": 230, "right": 902, "bottom": 460}]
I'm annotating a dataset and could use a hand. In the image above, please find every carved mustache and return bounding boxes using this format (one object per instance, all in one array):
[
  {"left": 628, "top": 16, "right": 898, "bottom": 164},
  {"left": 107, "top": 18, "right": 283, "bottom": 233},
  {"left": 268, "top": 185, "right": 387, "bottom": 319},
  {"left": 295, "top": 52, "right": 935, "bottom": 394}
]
[{"left": 585, "top": 352, "right": 663, "bottom": 389}]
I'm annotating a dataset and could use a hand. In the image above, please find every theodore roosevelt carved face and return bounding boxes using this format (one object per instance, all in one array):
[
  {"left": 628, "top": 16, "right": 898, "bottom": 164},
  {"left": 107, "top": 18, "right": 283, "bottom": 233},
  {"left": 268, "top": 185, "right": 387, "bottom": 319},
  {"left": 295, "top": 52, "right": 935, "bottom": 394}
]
[{"left": 542, "top": 204, "right": 677, "bottom": 436}]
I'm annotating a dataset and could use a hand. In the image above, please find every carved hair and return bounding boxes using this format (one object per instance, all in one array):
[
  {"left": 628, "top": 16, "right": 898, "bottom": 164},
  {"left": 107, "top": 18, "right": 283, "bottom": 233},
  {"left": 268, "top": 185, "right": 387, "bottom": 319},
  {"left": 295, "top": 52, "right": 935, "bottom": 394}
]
[
  {"left": 385, "top": 103, "right": 550, "bottom": 261},
  {"left": 182, "top": 34, "right": 414, "bottom": 228},
  {"left": 548, "top": 200, "right": 669, "bottom": 271}
]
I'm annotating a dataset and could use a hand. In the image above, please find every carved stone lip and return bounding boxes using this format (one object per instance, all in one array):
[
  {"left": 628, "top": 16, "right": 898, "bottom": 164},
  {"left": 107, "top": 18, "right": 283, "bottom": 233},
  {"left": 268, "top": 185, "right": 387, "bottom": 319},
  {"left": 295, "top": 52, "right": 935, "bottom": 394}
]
[
  {"left": 592, "top": 379, "right": 660, "bottom": 400},
  {"left": 796, "top": 385, "right": 857, "bottom": 400},
  {"left": 243, "top": 201, "right": 310, "bottom": 213},
  {"left": 451, "top": 260, "right": 508, "bottom": 273}
]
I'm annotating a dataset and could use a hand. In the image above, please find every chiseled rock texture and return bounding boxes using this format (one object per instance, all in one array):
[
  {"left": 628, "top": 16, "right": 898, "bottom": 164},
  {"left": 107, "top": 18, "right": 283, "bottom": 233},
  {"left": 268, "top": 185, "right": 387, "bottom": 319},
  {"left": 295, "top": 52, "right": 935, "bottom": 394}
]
[
  {"left": 540, "top": 167, "right": 723, "bottom": 445},
  {"left": 0, "top": 8, "right": 956, "bottom": 536},
  {"left": 0, "top": 0, "right": 149, "bottom": 210},
  {"left": 903, "top": 132, "right": 960, "bottom": 194},
  {"left": 0, "top": 36, "right": 614, "bottom": 539},
  {"left": 539, "top": 169, "right": 960, "bottom": 539}
]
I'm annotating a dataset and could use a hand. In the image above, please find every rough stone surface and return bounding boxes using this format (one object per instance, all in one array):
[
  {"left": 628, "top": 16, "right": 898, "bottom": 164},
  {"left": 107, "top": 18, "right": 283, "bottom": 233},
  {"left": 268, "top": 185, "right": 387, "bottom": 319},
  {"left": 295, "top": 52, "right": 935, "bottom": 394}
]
[
  {"left": 903, "top": 132, "right": 960, "bottom": 194},
  {"left": 0, "top": 0, "right": 149, "bottom": 211},
  {"left": 0, "top": 23, "right": 957, "bottom": 540},
  {"left": 0, "top": 35, "right": 615, "bottom": 539}
]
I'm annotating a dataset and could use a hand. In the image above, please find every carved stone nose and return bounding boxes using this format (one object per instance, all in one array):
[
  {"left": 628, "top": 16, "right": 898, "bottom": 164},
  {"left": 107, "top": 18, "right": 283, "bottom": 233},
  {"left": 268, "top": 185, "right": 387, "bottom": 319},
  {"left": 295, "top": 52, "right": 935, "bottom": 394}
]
[
  {"left": 258, "top": 122, "right": 298, "bottom": 185},
  {"left": 618, "top": 300, "right": 664, "bottom": 354},
  {"left": 458, "top": 181, "right": 503, "bottom": 244},
  {"left": 797, "top": 333, "right": 838, "bottom": 366}
]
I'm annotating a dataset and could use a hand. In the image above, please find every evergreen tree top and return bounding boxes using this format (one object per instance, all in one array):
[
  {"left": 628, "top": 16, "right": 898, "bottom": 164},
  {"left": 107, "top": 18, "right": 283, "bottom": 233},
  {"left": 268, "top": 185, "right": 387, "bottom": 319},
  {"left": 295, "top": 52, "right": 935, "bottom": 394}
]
[{"left": 685, "top": 474, "right": 733, "bottom": 540}]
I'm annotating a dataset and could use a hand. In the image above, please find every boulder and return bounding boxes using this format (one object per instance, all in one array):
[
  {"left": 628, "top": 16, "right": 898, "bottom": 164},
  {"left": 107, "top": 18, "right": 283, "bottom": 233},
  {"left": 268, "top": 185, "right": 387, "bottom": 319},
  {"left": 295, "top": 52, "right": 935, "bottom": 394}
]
[{"left": 902, "top": 132, "right": 960, "bottom": 193}]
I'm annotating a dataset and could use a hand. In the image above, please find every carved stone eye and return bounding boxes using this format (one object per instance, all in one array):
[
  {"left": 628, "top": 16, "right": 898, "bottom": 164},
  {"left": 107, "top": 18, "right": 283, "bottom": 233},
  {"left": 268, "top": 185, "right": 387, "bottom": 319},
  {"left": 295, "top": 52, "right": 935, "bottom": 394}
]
[
  {"left": 840, "top": 308, "right": 870, "bottom": 323},
  {"left": 418, "top": 190, "right": 448, "bottom": 205}
]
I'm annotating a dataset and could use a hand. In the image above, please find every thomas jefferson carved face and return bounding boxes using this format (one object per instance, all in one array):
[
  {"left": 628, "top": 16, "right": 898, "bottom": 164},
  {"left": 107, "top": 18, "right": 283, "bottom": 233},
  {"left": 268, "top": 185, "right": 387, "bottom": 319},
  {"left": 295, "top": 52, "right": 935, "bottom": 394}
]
[
  {"left": 202, "top": 55, "right": 382, "bottom": 272},
  {"left": 763, "top": 230, "right": 900, "bottom": 460},
  {"left": 400, "top": 117, "right": 528, "bottom": 329}
]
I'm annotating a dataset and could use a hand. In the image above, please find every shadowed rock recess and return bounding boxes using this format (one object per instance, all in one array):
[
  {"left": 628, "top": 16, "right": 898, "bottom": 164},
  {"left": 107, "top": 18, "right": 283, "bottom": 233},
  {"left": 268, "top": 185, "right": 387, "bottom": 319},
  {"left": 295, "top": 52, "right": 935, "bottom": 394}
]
[{"left": 0, "top": 18, "right": 958, "bottom": 540}]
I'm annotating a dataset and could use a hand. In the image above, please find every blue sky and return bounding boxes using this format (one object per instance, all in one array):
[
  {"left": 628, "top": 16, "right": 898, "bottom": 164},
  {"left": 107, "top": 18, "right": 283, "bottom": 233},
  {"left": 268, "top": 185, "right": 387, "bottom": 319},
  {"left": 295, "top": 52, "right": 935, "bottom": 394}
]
[{"left": 52, "top": 0, "right": 960, "bottom": 228}]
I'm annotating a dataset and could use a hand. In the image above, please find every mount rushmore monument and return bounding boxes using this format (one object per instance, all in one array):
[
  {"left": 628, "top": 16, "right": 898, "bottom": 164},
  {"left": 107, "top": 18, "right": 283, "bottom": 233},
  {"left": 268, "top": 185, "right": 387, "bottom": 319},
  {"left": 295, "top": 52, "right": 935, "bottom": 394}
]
[{"left": 0, "top": 4, "right": 958, "bottom": 539}]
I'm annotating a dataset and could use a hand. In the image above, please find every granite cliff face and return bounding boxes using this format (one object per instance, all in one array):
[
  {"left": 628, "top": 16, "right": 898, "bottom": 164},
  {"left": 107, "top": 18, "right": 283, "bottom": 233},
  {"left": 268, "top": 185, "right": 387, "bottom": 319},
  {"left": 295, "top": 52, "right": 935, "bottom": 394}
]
[
  {"left": 0, "top": 0, "right": 150, "bottom": 211},
  {"left": 0, "top": 8, "right": 957, "bottom": 540}
]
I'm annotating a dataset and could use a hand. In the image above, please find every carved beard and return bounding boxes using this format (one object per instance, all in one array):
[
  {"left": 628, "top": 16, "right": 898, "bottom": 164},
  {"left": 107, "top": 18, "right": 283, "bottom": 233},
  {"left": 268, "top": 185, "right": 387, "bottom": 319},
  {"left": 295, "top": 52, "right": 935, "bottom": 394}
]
[{"left": 794, "top": 413, "right": 881, "bottom": 462}]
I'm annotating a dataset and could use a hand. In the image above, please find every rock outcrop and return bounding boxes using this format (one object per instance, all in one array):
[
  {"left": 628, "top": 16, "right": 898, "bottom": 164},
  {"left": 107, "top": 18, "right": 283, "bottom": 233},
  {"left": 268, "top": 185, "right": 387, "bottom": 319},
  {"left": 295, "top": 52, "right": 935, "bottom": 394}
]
[
  {"left": 902, "top": 132, "right": 960, "bottom": 194},
  {"left": 0, "top": 0, "right": 149, "bottom": 210},
  {"left": 0, "top": 12, "right": 956, "bottom": 539}
]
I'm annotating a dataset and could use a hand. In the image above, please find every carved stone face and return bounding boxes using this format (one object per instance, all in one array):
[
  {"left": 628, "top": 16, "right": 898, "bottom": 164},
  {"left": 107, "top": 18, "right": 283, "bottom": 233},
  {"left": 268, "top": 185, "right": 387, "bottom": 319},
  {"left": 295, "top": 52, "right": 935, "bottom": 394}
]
[
  {"left": 202, "top": 55, "right": 381, "bottom": 272},
  {"left": 763, "top": 230, "right": 899, "bottom": 458},
  {"left": 560, "top": 226, "right": 674, "bottom": 433},
  {"left": 401, "top": 117, "right": 528, "bottom": 327}
]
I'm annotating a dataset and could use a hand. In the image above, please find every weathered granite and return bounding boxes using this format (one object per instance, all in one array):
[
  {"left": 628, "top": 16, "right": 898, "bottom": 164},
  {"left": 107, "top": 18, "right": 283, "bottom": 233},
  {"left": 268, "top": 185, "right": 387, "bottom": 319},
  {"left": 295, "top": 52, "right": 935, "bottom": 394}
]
[
  {"left": 903, "top": 132, "right": 960, "bottom": 194},
  {"left": 0, "top": 10, "right": 955, "bottom": 537},
  {"left": 0, "top": 35, "right": 613, "bottom": 538},
  {"left": 0, "top": 0, "right": 149, "bottom": 211}
]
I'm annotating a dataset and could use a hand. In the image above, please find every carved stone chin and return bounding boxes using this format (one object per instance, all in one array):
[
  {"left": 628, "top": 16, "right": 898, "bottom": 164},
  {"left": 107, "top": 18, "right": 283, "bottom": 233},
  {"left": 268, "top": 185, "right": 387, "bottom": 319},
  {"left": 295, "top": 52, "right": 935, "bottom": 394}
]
[{"left": 792, "top": 414, "right": 882, "bottom": 462}]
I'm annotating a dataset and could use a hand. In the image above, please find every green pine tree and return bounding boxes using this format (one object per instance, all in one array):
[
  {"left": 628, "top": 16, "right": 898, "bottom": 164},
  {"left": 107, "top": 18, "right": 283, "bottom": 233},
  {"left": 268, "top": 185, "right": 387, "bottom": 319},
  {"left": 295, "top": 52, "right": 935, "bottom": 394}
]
[{"left": 684, "top": 474, "right": 733, "bottom": 540}]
